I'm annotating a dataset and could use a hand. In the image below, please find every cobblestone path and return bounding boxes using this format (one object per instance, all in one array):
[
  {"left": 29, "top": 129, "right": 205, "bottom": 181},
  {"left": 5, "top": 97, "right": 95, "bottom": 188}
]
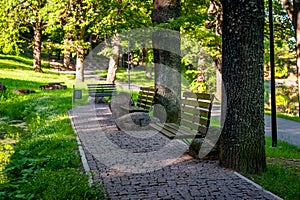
[{"left": 69, "top": 104, "right": 281, "bottom": 200}]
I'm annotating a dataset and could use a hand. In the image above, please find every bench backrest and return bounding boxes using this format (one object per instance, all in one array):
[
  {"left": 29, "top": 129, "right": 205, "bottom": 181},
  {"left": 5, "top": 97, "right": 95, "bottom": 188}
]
[
  {"left": 180, "top": 92, "right": 214, "bottom": 137},
  {"left": 87, "top": 84, "right": 116, "bottom": 97},
  {"left": 136, "top": 87, "right": 156, "bottom": 111}
]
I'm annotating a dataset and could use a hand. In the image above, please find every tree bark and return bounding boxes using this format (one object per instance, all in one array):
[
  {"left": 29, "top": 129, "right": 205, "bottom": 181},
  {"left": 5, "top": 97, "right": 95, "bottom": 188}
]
[
  {"left": 281, "top": 0, "right": 300, "bottom": 116},
  {"left": 106, "top": 34, "right": 120, "bottom": 84},
  {"left": 64, "top": 53, "right": 71, "bottom": 69},
  {"left": 63, "top": 33, "right": 72, "bottom": 69},
  {"left": 206, "top": 1, "right": 223, "bottom": 100},
  {"left": 220, "top": 0, "right": 266, "bottom": 174},
  {"left": 294, "top": 0, "right": 300, "bottom": 117},
  {"left": 152, "top": 0, "right": 181, "bottom": 123},
  {"left": 75, "top": 18, "right": 86, "bottom": 82},
  {"left": 75, "top": 46, "right": 85, "bottom": 82},
  {"left": 281, "top": 0, "right": 294, "bottom": 22},
  {"left": 215, "top": 58, "right": 222, "bottom": 101},
  {"left": 33, "top": 17, "right": 43, "bottom": 73}
]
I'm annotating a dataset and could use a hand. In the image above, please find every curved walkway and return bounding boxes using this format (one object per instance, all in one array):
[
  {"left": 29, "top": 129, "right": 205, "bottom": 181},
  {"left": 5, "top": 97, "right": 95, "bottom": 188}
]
[{"left": 69, "top": 103, "right": 281, "bottom": 200}]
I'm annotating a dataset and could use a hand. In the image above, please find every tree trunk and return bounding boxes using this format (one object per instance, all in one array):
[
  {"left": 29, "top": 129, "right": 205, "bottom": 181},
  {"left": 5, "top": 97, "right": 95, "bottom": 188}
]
[
  {"left": 75, "top": 46, "right": 84, "bottom": 82},
  {"left": 152, "top": 0, "right": 181, "bottom": 123},
  {"left": 75, "top": 23, "right": 86, "bottom": 82},
  {"left": 64, "top": 53, "right": 71, "bottom": 69},
  {"left": 106, "top": 34, "right": 120, "bottom": 84},
  {"left": 212, "top": 57, "right": 223, "bottom": 101},
  {"left": 33, "top": 17, "right": 43, "bottom": 73},
  {"left": 294, "top": 0, "right": 300, "bottom": 117},
  {"left": 63, "top": 33, "right": 71, "bottom": 69},
  {"left": 220, "top": 0, "right": 266, "bottom": 174},
  {"left": 281, "top": 0, "right": 300, "bottom": 116}
]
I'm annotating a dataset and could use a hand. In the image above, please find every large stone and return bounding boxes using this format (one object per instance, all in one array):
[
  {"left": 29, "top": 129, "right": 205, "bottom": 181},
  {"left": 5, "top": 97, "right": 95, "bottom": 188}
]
[
  {"left": 115, "top": 112, "right": 160, "bottom": 131},
  {"left": 109, "top": 92, "right": 134, "bottom": 119},
  {"left": 188, "top": 126, "right": 221, "bottom": 160}
]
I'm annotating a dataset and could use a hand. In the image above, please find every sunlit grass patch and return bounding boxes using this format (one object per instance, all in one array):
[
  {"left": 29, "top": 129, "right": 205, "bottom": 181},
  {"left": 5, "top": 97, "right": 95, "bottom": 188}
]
[
  {"left": 0, "top": 54, "right": 104, "bottom": 199},
  {"left": 19, "top": 169, "right": 104, "bottom": 200}
]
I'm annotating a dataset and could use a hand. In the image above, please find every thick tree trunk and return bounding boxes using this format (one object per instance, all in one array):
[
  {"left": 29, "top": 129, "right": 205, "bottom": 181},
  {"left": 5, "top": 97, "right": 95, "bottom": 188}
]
[
  {"left": 152, "top": 0, "right": 181, "bottom": 123},
  {"left": 33, "top": 17, "right": 43, "bottom": 73},
  {"left": 106, "top": 34, "right": 120, "bottom": 84},
  {"left": 75, "top": 46, "right": 85, "bottom": 82},
  {"left": 220, "top": 0, "right": 266, "bottom": 174}
]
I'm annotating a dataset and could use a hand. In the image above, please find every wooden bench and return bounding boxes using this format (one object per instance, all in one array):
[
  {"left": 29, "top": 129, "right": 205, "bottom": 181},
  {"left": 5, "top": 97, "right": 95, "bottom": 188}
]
[
  {"left": 87, "top": 84, "right": 116, "bottom": 100},
  {"left": 120, "top": 87, "right": 156, "bottom": 113},
  {"left": 150, "top": 92, "right": 214, "bottom": 139}
]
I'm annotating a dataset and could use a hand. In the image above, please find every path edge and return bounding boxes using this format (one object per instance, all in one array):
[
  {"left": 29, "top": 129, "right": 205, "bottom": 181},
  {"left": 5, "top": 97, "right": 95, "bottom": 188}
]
[
  {"left": 234, "top": 172, "right": 283, "bottom": 200},
  {"left": 68, "top": 109, "right": 93, "bottom": 185}
]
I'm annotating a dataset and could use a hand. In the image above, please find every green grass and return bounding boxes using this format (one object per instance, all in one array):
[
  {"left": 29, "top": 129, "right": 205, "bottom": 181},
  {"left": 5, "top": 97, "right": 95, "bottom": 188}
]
[
  {"left": 94, "top": 68, "right": 155, "bottom": 87},
  {"left": 94, "top": 67, "right": 191, "bottom": 90},
  {"left": 0, "top": 54, "right": 104, "bottom": 199},
  {"left": 250, "top": 137, "right": 300, "bottom": 200}
]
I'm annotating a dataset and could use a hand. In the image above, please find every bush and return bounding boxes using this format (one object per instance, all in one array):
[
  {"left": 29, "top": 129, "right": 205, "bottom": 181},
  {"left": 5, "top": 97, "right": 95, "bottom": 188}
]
[
  {"left": 276, "top": 86, "right": 298, "bottom": 115},
  {"left": 275, "top": 66, "right": 288, "bottom": 79}
]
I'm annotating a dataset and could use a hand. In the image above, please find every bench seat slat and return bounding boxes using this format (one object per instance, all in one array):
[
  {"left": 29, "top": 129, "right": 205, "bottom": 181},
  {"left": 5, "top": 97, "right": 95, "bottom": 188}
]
[
  {"left": 180, "top": 113, "right": 210, "bottom": 127},
  {"left": 180, "top": 120, "right": 208, "bottom": 134},
  {"left": 120, "top": 87, "right": 156, "bottom": 113},
  {"left": 153, "top": 92, "right": 214, "bottom": 140},
  {"left": 87, "top": 84, "right": 116, "bottom": 100},
  {"left": 150, "top": 123, "right": 198, "bottom": 139},
  {"left": 150, "top": 123, "right": 178, "bottom": 138},
  {"left": 181, "top": 106, "right": 210, "bottom": 118}
]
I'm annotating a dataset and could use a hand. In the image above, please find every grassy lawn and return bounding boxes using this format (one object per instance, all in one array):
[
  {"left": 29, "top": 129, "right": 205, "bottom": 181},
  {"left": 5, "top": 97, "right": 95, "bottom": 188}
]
[
  {"left": 94, "top": 67, "right": 155, "bottom": 87},
  {"left": 94, "top": 67, "right": 191, "bottom": 91},
  {"left": 0, "top": 55, "right": 104, "bottom": 199},
  {"left": 251, "top": 137, "right": 300, "bottom": 200}
]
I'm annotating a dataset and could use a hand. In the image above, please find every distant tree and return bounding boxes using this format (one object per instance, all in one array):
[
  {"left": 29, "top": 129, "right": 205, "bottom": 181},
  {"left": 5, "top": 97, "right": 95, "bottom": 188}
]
[
  {"left": 105, "top": 0, "right": 152, "bottom": 84},
  {"left": 280, "top": 0, "right": 300, "bottom": 116},
  {"left": 61, "top": 0, "right": 152, "bottom": 82},
  {"left": 61, "top": 0, "right": 99, "bottom": 82},
  {"left": 0, "top": 0, "right": 63, "bottom": 72},
  {"left": 181, "top": 0, "right": 222, "bottom": 98},
  {"left": 220, "top": 0, "right": 267, "bottom": 174}
]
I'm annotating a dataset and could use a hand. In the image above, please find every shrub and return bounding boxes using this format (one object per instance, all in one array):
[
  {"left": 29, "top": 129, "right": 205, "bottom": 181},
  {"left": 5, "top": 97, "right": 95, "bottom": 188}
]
[{"left": 275, "top": 66, "right": 288, "bottom": 79}]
